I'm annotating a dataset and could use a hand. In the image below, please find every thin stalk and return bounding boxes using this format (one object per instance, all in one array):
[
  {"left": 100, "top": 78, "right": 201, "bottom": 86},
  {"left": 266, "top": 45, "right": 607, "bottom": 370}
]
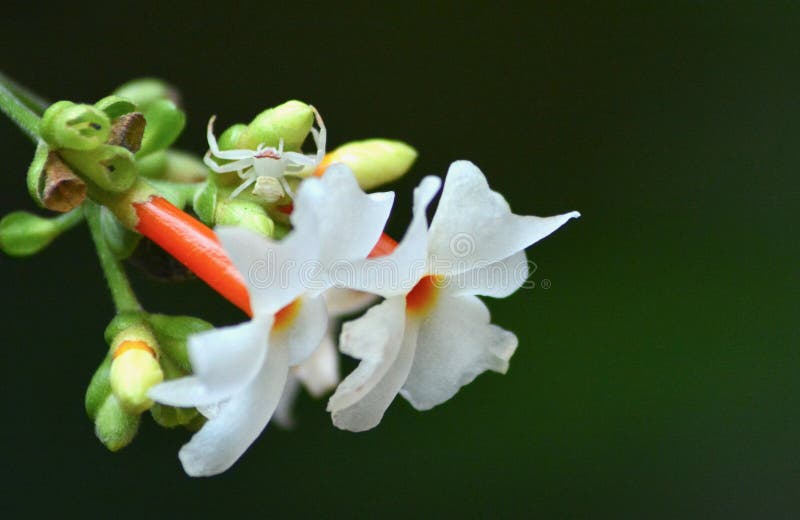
[
  {"left": 85, "top": 201, "right": 142, "bottom": 313},
  {"left": 0, "top": 72, "right": 49, "bottom": 115},
  {"left": 0, "top": 82, "right": 40, "bottom": 142}
]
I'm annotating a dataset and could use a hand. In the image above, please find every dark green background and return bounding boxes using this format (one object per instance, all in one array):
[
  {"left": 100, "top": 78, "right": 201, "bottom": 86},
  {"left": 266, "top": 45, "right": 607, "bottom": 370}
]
[{"left": 1, "top": 3, "right": 798, "bottom": 518}]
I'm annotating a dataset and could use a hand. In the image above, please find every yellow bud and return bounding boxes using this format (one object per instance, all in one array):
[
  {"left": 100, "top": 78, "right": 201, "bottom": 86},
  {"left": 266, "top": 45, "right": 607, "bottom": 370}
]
[
  {"left": 109, "top": 340, "right": 164, "bottom": 414},
  {"left": 316, "top": 139, "right": 417, "bottom": 190}
]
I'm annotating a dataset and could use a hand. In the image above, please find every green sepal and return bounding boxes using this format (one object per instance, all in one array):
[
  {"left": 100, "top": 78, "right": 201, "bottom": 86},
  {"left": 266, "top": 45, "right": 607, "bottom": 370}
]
[
  {"left": 136, "top": 99, "right": 186, "bottom": 158},
  {"left": 215, "top": 199, "right": 275, "bottom": 237},
  {"left": 193, "top": 179, "right": 218, "bottom": 224},
  {"left": 25, "top": 140, "right": 50, "bottom": 208},
  {"left": 94, "top": 394, "right": 141, "bottom": 451},
  {"left": 86, "top": 354, "right": 140, "bottom": 451},
  {"left": 100, "top": 206, "right": 141, "bottom": 259},
  {"left": 0, "top": 211, "right": 59, "bottom": 256},
  {"left": 94, "top": 96, "right": 137, "bottom": 119},
  {"left": 114, "top": 78, "right": 177, "bottom": 112},
  {"left": 238, "top": 100, "right": 313, "bottom": 151},
  {"left": 148, "top": 313, "right": 213, "bottom": 371},
  {"left": 40, "top": 101, "right": 111, "bottom": 151},
  {"left": 104, "top": 311, "right": 148, "bottom": 345},
  {"left": 60, "top": 144, "right": 137, "bottom": 192},
  {"left": 85, "top": 355, "right": 112, "bottom": 420},
  {"left": 150, "top": 403, "right": 198, "bottom": 428}
]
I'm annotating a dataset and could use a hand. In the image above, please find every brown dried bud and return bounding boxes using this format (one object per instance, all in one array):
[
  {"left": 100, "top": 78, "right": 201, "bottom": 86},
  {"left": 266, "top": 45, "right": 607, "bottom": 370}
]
[
  {"left": 40, "top": 152, "right": 87, "bottom": 212},
  {"left": 107, "top": 112, "right": 146, "bottom": 153}
]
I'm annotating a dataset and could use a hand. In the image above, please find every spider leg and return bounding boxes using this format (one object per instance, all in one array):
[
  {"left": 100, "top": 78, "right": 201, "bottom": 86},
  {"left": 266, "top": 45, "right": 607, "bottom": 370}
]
[
  {"left": 282, "top": 151, "right": 317, "bottom": 166},
  {"left": 280, "top": 176, "right": 296, "bottom": 199},
  {"left": 229, "top": 176, "right": 257, "bottom": 199},
  {"left": 205, "top": 157, "right": 256, "bottom": 174},
  {"left": 206, "top": 116, "right": 257, "bottom": 160}
]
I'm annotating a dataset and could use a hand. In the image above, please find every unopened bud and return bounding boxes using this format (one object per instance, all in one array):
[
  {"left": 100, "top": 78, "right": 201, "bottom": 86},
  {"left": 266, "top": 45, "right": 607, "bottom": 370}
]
[
  {"left": 94, "top": 395, "right": 141, "bottom": 451},
  {"left": 215, "top": 199, "right": 275, "bottom": 237},
  {"left": 40, "top": 101, "right": 110, "bottom": 151},
  {"left": 238, "top": 100, "right": 314, "bottom": 151},
  {"left": 136, "top": 99, "right": 186, "bottom": 157},
  {"left": 316, "top": 139, "right": 417, "bottom": 190},
  {"left": 60, "top": 144, "right": 137, "bottom": 192},
  {"left": 114, "top": 78, "right": 181, "bottom": 112},
  {"left": 0, "top": 209, "right": 82, "bottom": 257},
  {"left": 110, "top": 340, "right": 164, "bottom": 414}
]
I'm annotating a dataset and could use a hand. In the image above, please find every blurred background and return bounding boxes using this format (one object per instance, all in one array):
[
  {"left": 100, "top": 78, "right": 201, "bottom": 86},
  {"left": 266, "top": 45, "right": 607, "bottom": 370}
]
[{"left": 1, "top": 2, "right": 798, "bottom": 517}]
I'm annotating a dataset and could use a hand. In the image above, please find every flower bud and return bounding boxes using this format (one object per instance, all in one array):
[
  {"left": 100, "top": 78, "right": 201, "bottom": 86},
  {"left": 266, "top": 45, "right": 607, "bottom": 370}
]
[
  {"left": 86, "top": 355, "right": 140, "bottom": 452},
  {"left": 0, "top": 211, "right": 61, "bottom": 256},
  {"left": 215, "top": 199, "right": 275, "bottom": 237},
  {"left": 138, "top": 149, "right": 208, "bottom": 183},
  {"left": 60, "top": 144, "right": 137, "bottom": 192},
  {"left": 218, "top": 123, "right": 248, "bottom": 151},
  {"left": 136, "top": 99, "right": 186, "bottom": 157},
  {"left": 192, "top": 179, "right": 218, "bottom": 224},
  {"left": 40, "top": 101, "right": 111, "bottom": 151},
  {"left": 113, "top": 78, "right": 180, "bottom": 112},
  {"left": 316, "top": 139, "right": 417, "bottom": 190},
  {"left": 110, "top": 340, "right": 164, "bottom": 414},
  {"left": 238, "top": 100, "right": 314, "bottom": 152}
]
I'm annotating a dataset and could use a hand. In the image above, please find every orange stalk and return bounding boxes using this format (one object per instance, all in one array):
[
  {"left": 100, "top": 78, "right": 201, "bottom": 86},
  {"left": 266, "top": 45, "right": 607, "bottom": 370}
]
[{"left": 133, "top": 196, "right": 252, "bottom": 316}]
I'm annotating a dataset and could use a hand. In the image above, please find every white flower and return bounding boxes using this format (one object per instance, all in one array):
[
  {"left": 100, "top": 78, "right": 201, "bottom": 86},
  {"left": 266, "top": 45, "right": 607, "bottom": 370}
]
[
  {"left": 274, "top": 288, "right": 378, "bottom": 427},
  {"left": 202, "top": 107, "right": 326, "bottom": 199},
  {"left": 149, "top": 165, "right": 393, "bottom": 476},
  {"left": 328, "top": 160, "right": 580, "bottom": 432}
]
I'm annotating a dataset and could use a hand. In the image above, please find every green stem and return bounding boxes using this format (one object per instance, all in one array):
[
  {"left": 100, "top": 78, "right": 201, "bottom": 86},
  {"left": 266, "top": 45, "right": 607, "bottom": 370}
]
[
  {"left": 52, "top": 207, "right": 86, "bottom": 233},
  {"left": 85, "top": 201, "right": 142, "bottom": 313},
  {"left": 0, "top": 82, "right": 40, "bottom": 142},
  {"left": 0, "top": 72, "right": 49, "bottom": 115}
]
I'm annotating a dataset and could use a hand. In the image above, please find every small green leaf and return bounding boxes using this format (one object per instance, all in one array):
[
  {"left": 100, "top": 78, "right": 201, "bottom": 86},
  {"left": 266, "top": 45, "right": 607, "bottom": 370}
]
[
  {"left": 100, "top": 206, "right": 141, "bottom": 259},
  {"left": 25, "top": 140, "right": 50, "bottom": 208},
  {"left": 94, "top": 394, "right": 140, "bottom": 451}
]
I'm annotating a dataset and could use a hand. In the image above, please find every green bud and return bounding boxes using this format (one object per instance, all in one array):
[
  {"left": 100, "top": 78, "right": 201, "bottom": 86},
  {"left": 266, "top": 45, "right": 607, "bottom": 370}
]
[
  {"left": 137, "top": 99, "right": 186, "bottom": 157},
  {"left": 192, "top": 180, "right": 218, "bottom": 224},
  {"left": 0, "top": 211, "right": 60, "bottom": 256},
  {"left": 321, "top": 139, "right": 418, "bottom": 190},
  {"left": 100, "top": 206, "right": 141, "bottom": 259},
  {"left": 215, "top": 199, "right": 275, "bottom": 237},
  {"left": 114, "top": 78, "right": 180, "bottom": 111},
  {"left": 61, "top": 144, "right": 137, "bottom": 192},
  {"left": 238, "top": 100, "right": 313, "bottom": 151},
  {"left": 94, "top": 394, "right": 140, "bottom": 451},
  {"left": 40, "top": 101, "right": 111, "bottom": 151},
  {"left": 138, "top": 149, "right": 207, "bottom": 183},
  {"left": 94, "top": 95, "right": 137, "bottom": 119},
  {"left": 86, "top": 354, "right": 140, "bottom": 451},
  {"left": 104, "top": 311, "right": 148, "bottom": 345},
  {"left": 218, "top": 123, "right": 247, "bottom": 151}
]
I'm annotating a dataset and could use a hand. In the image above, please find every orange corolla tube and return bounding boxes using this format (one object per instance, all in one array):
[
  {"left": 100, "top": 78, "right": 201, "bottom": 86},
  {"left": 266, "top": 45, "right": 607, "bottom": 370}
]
[
  {"left": 133, "top": 196, "right": 253, "bottom": 316},
  {"left": 132, "top": 196, "right": 397, "bottom": 316}
]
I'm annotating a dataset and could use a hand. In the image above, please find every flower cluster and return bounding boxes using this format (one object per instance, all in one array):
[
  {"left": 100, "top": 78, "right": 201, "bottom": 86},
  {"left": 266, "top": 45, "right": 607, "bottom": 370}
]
[
  {"left": 150, "top": 156, "right": 578, "bottom": 475},
  {"left": 0, "top": 76, "right": 579, "bottom": 478}
]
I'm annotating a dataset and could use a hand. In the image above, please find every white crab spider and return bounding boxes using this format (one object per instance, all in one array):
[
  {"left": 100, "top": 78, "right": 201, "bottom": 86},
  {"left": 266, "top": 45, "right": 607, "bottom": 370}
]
[{"left": 203, "top": 106, "right": 327, "bottom": 200}]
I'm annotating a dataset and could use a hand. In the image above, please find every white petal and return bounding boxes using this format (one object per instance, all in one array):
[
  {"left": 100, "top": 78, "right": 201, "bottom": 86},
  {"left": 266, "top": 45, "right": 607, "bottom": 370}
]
[
  {"left": 297, "top": 164, "right": 395, "bottom": 269},
  {"left": 444, "top": 250, "right": 530, "bottom": 298},
  {"left": 216, "top": 223, "right": 322, "bottom": 316},
  {"left": 293, "top": 328, "right": 340, "bottom": 397},
  {"left": 149, "top": 317, "right": 272, "bottom": 408},
  {"left": 177, "top": 342, "right": 289, "bottom": 477},
  {"left": 340, "top": 176, "right": 441, "bottom": 297},
  {"left": 427, "top": 160, "right": 579, "bottom": 276},
  {"left": 272, "top": 374, "right": 301, "bottom": 429},
  {"left": 400, "top": 293, "right": 518, "bottom": 411},
  {"left": 323, "top": 288, "right": 378, "bottom": 317},
  {"left": 270, "top": 295, "right": 328, "bottom": 366},
  {"left": 328, "top": 297, "right": 418, "bottom": 432}
]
